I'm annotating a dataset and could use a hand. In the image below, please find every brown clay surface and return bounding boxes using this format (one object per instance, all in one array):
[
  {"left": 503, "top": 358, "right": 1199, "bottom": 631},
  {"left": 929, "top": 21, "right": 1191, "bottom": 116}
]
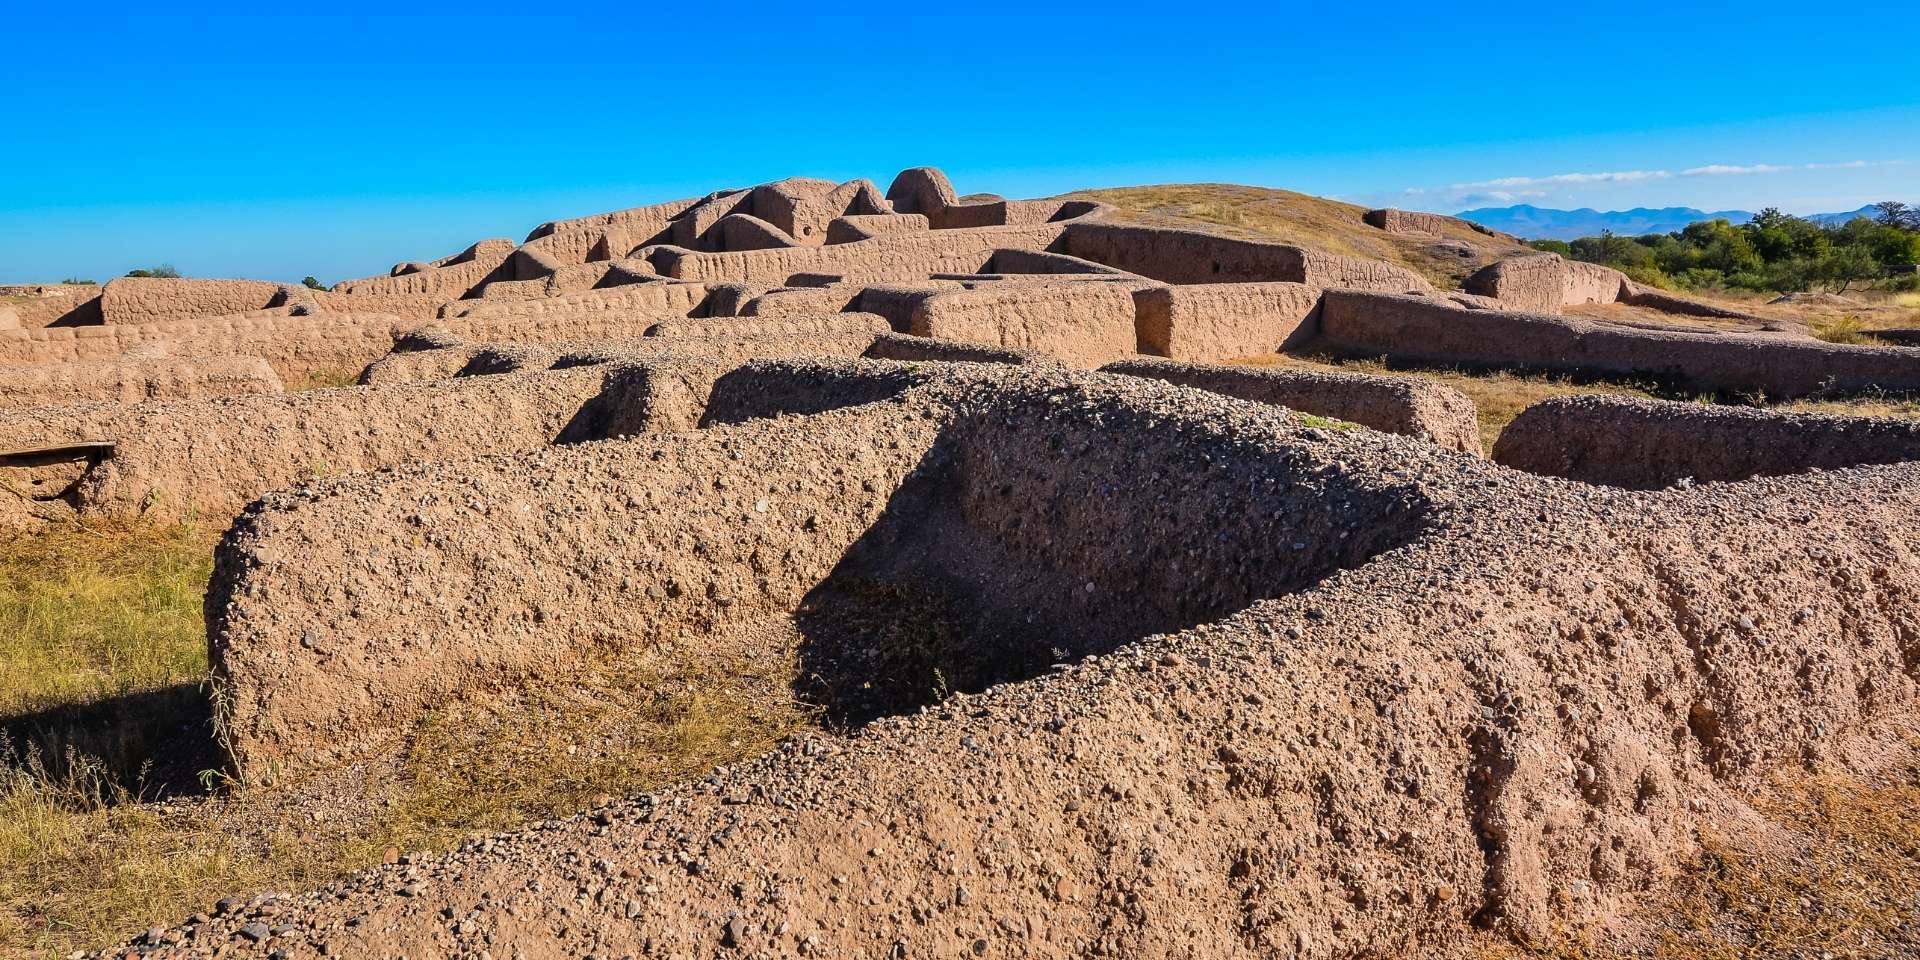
[
  {"left": 1493, "top": 393, "right": 1920, "bottom": 488},
  {"left": 10, "top": 166, "right": 1920, "bottom": 959},
  {"left": 105, "top": 365, "right": 1920, "bottom": 960}
]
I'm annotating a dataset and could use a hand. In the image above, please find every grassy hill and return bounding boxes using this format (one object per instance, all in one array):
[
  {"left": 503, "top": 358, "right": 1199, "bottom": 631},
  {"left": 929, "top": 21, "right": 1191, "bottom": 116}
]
[{"left": 1062, "top": 183, "right": 1534, "bottom": 288}]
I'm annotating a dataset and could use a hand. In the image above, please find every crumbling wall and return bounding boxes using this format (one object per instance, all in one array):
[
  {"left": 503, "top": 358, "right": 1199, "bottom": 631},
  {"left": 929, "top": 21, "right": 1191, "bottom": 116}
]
[
  {"left": 333, "top": 240, "right": 515, "bottom": 298},
  {"left": 642, "top": 313, "right": 889, "bottom": 340},
  {"left": 38, "top": 368, "right": 616, "bottom": 521},
  {"left": 652, "top": 221, "right": 1074, "bottom": 283},
  {"left": 1316, "top": 289, "right": 1920, "bottom": 398},
  {"left": 909, "top": 282, "right": 1147, "bottom": 366},
  {"left": 209, "top": 402, "right": 953, "bottom": 777},
  {"left": 1062, "top": 221, "right": 1433, "bottom": 293},
  {"left": 1132, "top": 281, "right": 1321, "bottom": 360},
  {"left": 439, "top": 281, "right": 712, "bottom": 320},
  {"left": 826, "top": 213, "right": 928, "bottom": 244},
  {"left": 206, "top": 366, "right": 1432, "bottom": 783},
  {"left": 0, "top": 284, "right": 105, "bottom": 328},
  {"left": 1464, "top": 253, "right": 1630, "bottom": 313},
  {"left": 740, "top": 286, "right": 863, "bottom": 317},
  {"left": 0, "top": 311, "right": 410, "bottom": 381},
  {"left": 1363, "top": 208, "right": 1468, "bottom": 235},
  {"left": 1105, "top": 357, "right": 1482, "bottom": 453},
  {"left": 98, "top": 278, "right": 295, "bottom": 325},
  {"left": 863, "top": 332, "right": 1062, "bottom": 366},
  {"left": 1493, "top": 394, "right": 1920, "bottom": 487},
  {"left": 0, "top": 355, "right": 282, "bottom": 410}
]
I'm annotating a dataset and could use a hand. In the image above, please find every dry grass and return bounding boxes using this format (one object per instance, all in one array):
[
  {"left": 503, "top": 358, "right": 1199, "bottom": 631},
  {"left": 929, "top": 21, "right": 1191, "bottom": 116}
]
[
  {"left": 0, "top": 522, "right": 813, "bottom": 957},
  {"left": 1479, "top": 750, "right": 1920, "bottom": 959},
  {"left": 1066, "top": 183, "right": 1533, "bottom": 289}
]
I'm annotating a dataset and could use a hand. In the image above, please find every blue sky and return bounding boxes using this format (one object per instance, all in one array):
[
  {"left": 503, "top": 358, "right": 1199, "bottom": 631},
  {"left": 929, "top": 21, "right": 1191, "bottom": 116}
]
[{"left": 3, "top": 1, "right": 1916, "bottom": 284}]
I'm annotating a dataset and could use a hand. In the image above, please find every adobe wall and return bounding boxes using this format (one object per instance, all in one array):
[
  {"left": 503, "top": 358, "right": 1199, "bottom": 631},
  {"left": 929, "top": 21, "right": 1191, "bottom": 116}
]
[
  {"left": 739, "top": 286, "right": 864, "bottom": 316},
  {"left": 1463, "top": 253, "right": 1629, "bottom": 313},
  {"left": 207, "top": 365, "right": 1430, "bottom": 781},
  {"left": 909, "top": 281, "right": 1147, "bottom": 366},
  {"left": 0, "top": 355, "right": 282, "bottom": 410},
  {"left": 210, "top": 400, "right": 953, "bottom": 777},
  {"left": 303, "top": 290, "right": 450, "bottom": 320},
  {"left": 1492, "top": 394, "right": 1920, "bottom": 488},
  {"left": 333, "top": 240, "right": 515, "bottom": 297},
  {"left": 1316, "top": 289, "right": 1920, "bottom": 398},
  {"left": 1363, "top": 208, "right": 1466, "bottom": 235},
  {"left": 98, "top": 277, "right": 295, "bottom": 325},
  {"left": 1617, "top": 283, "right": 1768, "bottom": 322},
  {"left": 1104, "top": 357, "right": 1482, "bottom": 454},
  {"left": 0, "top": 311, "right": 411, "bottom": 380},
  {"left": 641, "top": 313, "right": 889, "bottom": 340},
  {"left": 826, "top": 213, "right": 928, "bottom": 244},
  {"left": 652, "top": 221, "right": 1073, "bottom": 283},
  {"left": 863, "top": 332, "right": 1063, "bottom": 366},
  {"left": 1132, "top": 281, "right": 1321, "bottom": 360},
  {"left": 437, "top": 281, "right": 712, "bottom": 319},
  {"left": 521, "top": 196, "right": 700, "bottom": 265},
  {"left": 0, "top": 284, "right": 104, "bottom": 328},
  {"left": 16, "top": 368, "right": 615, "bottom": 522},
  {"left": 1061, "top": 221, "right": 1434, "bottom": 293}
]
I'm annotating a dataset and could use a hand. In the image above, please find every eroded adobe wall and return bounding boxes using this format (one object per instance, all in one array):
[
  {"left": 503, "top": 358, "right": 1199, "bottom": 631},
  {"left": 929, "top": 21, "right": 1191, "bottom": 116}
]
[
  {"left": 909, "top": 281, "right": 1148, "bottom": 366},
  {"left": 0, "top": 311, "right": 410, "bottom": 380},
  {"left": 1104, "top": 357, "right": 1482, "bottom": 454},
  {"left": 1493, "top": 394, "right": 1920, "bottom": 488},
  {"left": 1316, "top": 289, "right": 1920, "bottom": 398},
  {"left": 0, "top": 284, "right": 105, "bottom": 328},
  {"left": 863, "top": 332, "right": 1062, "bottom": 366},
  {"left": 652, "top": 221, "right": 1073, "bottom": 283},
  {"left": 641, "top": 313, "right": 890, "bottom": 340},
  {"left": 438, "top": 281, "right": 712, "bottom": 319},
  {"left": 826, "top": 213, "right": 929, "bottom": 244},
  {"left": 157, "top": 431, "right": 1920, "bottom": 960},
  {"left": 333, "top": 240, "right": 515, "bottom": 298},
  {"left": 1061, "top": 222, "right": 1433, "bottom": 293},
  {"left": 98, "top": 278, "right": 295, "bottom": 325},
  {"left": 1464, "top": 253, "right": 1631, "bottom": 313},
  {"left": 209, "top": 400, "right": 953, "bottom": 778},
  {"left": 1132, "top": 282, "right": 1321, "bottom": 360},
  {"left": 7, "top": 368, "right": 613, "bottom": 521},
  {"left": 207, "top": 366, "right": 1433, "bottom": 782},
  {"left": 0, "top": 356, "right": 282, "bottom": 410},
  {"left": 303, "top": 290, "right": 451, "bottom": 320},
  {"left": 1363, "top": 208, "right": 1466, "bottom": 235}
]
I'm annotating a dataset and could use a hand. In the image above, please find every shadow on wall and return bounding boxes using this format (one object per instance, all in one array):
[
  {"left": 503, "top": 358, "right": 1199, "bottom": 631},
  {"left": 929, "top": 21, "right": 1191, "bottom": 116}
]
[{"left": 787, "top": 400, "right": 1435, "bottom": 727}]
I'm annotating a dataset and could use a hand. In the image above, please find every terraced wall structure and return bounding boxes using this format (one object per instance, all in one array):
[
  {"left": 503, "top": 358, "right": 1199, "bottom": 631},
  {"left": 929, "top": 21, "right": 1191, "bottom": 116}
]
[{"left": 1315, "top": 289, "right": 1920, "bottom": 398}]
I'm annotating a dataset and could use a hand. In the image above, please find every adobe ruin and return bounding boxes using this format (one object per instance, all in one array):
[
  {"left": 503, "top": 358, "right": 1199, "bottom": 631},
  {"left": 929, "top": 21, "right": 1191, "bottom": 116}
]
[{"left": 5, "top": 166, "right": 1920, "bottom": 957}]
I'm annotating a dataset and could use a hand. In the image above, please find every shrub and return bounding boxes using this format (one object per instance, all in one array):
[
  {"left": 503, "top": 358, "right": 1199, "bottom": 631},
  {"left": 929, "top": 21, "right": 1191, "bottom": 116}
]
[
  {"left": 301, "top": 276, "right": 325, "bottom": 290},
  {"left": 124, "top": 265, "right": 181, "bottom": 279}
]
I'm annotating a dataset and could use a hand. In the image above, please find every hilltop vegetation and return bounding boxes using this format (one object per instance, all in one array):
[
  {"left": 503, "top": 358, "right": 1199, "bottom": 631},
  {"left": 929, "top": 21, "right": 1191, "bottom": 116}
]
[
  {"left": 1067, "top": 183, "right": 1533, "bottom": 288},
  {"left": 1532, "top": 202, "right": 1920, "bottom": 295}
]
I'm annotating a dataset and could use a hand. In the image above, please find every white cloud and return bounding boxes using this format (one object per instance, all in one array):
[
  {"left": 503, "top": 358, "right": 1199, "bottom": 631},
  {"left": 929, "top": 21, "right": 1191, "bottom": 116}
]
[
  {"left": 1681, "top": 163, "right": 1790, "bottom": 176},
  {"left": 1396, "top": 159, "right": 1907, "bottom": 210}
]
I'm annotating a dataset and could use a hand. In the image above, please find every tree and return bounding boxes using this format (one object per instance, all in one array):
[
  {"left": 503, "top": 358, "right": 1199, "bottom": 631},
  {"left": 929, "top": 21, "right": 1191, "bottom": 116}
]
[
  {"left": 1819, "top": 245, "right": 1880, "bottom": 294},
  {"left": 125, "top": 264, "right": 181, "bottom": 279},
  {"left": 1875, "top": 201, "right": 1915, "bottom": 229},
  {"left": 302, "top": 276, "right": 326, "bottom": 290}
]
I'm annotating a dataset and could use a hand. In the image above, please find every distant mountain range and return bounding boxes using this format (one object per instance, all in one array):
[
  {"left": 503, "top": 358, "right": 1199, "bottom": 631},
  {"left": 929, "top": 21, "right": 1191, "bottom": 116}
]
[{"left": 1454, "top": 204, "right": 1885, "bottom": 240}]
